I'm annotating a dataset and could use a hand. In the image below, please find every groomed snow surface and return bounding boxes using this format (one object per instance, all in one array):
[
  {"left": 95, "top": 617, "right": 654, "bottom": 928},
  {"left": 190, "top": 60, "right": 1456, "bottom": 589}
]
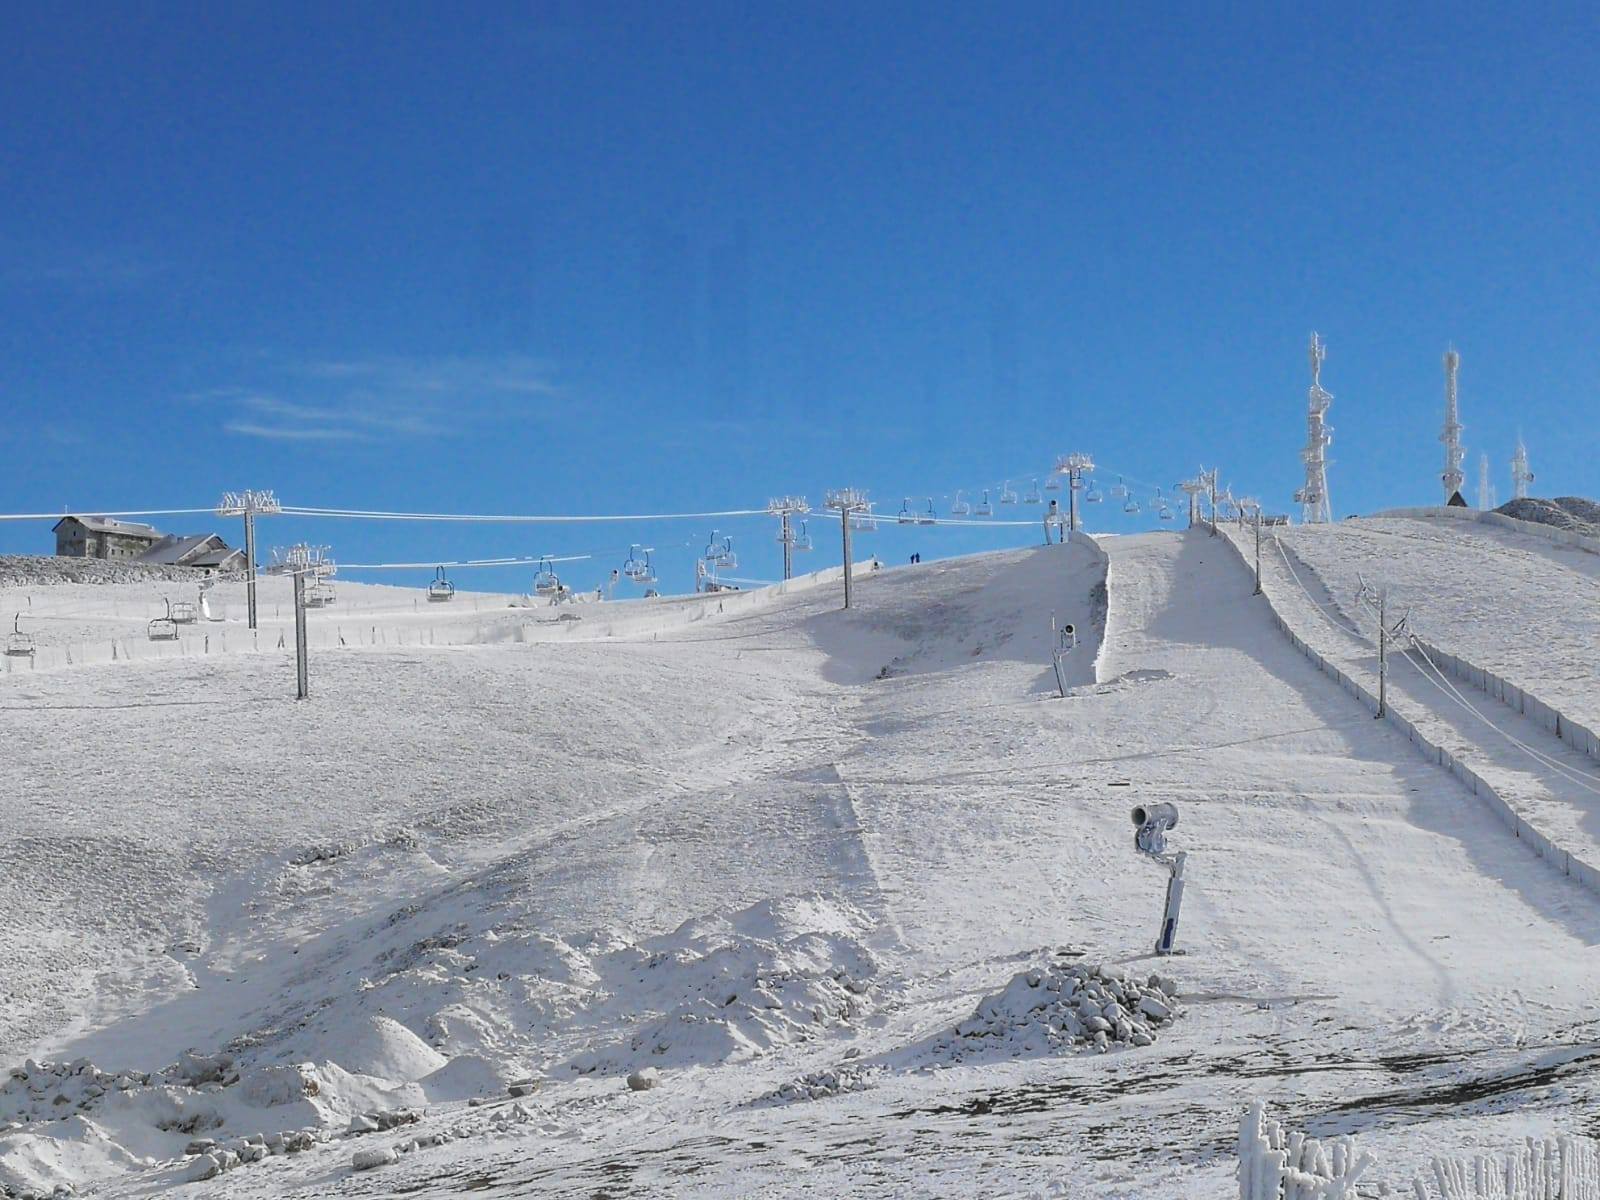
[{"left": 4, "top": 528, "right": 1600, "bottom": 1198}]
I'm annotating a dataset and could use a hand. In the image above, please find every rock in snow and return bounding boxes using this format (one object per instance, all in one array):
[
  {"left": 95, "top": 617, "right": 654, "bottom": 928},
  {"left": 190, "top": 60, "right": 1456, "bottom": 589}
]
[
  {"left": 626, "top": 1068, "right": 661, "bottom": 1091},
  {"left": 351, "top": 1146, "right": 399, "bottom": 1170}
]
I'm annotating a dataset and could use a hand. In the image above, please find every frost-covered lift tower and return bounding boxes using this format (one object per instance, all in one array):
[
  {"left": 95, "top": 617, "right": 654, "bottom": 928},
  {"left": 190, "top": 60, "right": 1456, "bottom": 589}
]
[
  {"left": 1293, "top": 333, "right": 1333, "bottom": 524},
  {"left": 1477, "top": 453, "right": 1495, "bottom": 511},
  {"left": 1440, "top": 347, "right": 1465, "bottom": 505},
  {"left": 1512, "top": 436, "right": 1534, "bottom": 500}
]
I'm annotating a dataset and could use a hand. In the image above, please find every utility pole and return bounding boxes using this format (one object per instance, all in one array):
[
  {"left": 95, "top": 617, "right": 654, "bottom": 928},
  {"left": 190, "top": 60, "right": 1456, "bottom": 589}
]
[
  {"left": 218, "top": 490, "right": 280, "bottom": 630},
  {"left": 292, "top": 569, "right": 309, "bottom": 700},
  {"left": 768, "top": 496, "right": 808, "bottom": 582},
  {"left": 1356, "top": 575, "right": 1409, "bottom": 720},
  {"left": 824, "top": 489, "right": 871, "bottom": 610},
  {"left": 1053, "top": 453, "right": 1096, "bottom": 537}
]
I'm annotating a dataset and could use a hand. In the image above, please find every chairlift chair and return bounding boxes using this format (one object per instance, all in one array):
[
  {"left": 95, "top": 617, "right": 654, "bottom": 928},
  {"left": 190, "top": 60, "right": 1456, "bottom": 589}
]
[
  {"left": 623, "top": 545, "right": 657, "bottom": 585},
  {"left": 975, "top": 489, "right": 994, "bottom": 517},
  {"left": 1154, "top": 490, "right": 1175, "bottom": 521},
  {"left": 1110, "top": 476, "right": 1129, "bottom": 499},
  {"left": 534, "top": 557, "right": 561, "bottom": 596},
  {"left": 1044, "top": 473, "right": 1063, "bottom": 493},
  {"left": 1085, "top": 479, "right": 1104, "bottom": 504},
  {"left": 794, "top": 521, "right": 813, "bottom": 551},
  {"left": 703, "top": 531, "right": 723, "bottom": 562},
  {"left": 1000, "top": 481, "right": 1018, "bottom": 505},
  {"left": 717, "top": 537, "right": 738, "bottom": 569},
  {"left": 1123, "top": 495, "right": 1142, "bottom": 515},
  {"left": 1024, "top": 480, "right": 1042, "bottom": 504},
  {"left": 897, "top": 499, "right": 916, "bottom": 526},
  {"left": 169, "top": 599, "right": 198, "bottom": 624},
  {"left": 148, "top": 599, "right": 179, "bottom": 641},
  {"left": 951, "top": 490, "right": 971, "bottom": 516},
  {"left": 5, "top": 614, "right": 35, "bottom": 658},
  {"left": 917, "top": 498, "right": 937, "bottom": 526},
  {"left": 850, "top": 509, "right": 876, "bottom": 533},
  {"left": 428, "top": 565, "right": 456, "bottom": 602}
]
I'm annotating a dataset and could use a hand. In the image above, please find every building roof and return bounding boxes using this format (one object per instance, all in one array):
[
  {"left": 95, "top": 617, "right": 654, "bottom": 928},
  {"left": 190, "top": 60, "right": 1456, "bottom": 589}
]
[
  {"left": 53, "top": 515, "right": 163, "bottom": 539},
  {"left": 188, "top": 547, "right": 244, "bottom": 569},
  {"left": 135, "top": 534, "right": 226, "bottom": 566}
]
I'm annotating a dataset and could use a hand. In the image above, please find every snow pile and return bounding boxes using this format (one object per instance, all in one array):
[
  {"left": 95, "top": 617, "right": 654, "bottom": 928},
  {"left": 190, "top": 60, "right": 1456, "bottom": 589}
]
[
  {"left": 763, "top": 1064, "right": 878, "bottom": 1105},
  {"left": 931, "top": 962, "right": 1181, "bottom": 1063},
  {"left": 565, "top": 896, "right": 881, "bottom": 1075}
]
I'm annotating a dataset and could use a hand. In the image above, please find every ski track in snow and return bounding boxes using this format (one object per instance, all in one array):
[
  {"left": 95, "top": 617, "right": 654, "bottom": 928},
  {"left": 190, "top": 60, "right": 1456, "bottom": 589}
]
[{"left": 3, "top": 533, "right": 1600, "bottom": 1197}]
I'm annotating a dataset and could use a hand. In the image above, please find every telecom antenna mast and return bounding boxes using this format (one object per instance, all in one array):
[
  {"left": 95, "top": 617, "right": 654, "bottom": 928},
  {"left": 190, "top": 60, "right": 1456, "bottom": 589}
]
[
  {"left": 1477, "top": 453, "right": 1496, "bottom": 511},
  {"left": 1511, "top": 436, "right": 1534, "bottom": 500},
  {"left": 1440, "top": 347, "right": 1465, "bottom": 503},
  {"left": 1293, "top": 333, "right": 1333, "bottom": 524}
]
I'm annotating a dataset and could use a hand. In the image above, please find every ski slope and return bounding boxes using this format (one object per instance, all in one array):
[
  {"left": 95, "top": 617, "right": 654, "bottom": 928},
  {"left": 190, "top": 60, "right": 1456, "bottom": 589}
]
[{"left": 4, "top": 531, "right": 1600, "bottom": 1198}]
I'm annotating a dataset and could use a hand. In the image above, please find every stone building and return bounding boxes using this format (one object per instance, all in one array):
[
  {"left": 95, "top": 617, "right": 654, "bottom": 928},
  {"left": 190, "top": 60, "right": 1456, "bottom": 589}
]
[{"left": 52, "top": 516, "right": 164, "bottom": 560}]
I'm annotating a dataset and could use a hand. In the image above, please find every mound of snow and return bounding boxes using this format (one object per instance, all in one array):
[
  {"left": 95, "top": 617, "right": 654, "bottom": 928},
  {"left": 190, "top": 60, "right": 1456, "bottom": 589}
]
[
  {"left": 286, "top": 1014, "right": 447, "bottom": 1083},
  {"left": 922, "top": 962, "right": 1181, "bottom": 1065},
  {"left": 1496, "top": 496, "right": 1600, "bottom": 536},
  {"left": 564, "top": 895, "right": 882, "bottom": 1076}
]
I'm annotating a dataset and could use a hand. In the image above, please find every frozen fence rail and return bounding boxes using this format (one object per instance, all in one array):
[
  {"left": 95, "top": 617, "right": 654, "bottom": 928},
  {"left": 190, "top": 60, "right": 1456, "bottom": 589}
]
[
  {"left": 1416, "top": 1134, "right": 1600, "bottom": 1199},
  {"left": 1237, "top": 1100, "right": 1373, "bottom": 1199}
]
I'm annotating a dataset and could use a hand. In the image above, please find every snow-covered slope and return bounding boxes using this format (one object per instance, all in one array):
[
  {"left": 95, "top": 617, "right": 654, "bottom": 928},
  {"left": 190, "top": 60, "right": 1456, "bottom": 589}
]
[{"left": 4, "top": 533, "right": 1600, "bottom": 1198}]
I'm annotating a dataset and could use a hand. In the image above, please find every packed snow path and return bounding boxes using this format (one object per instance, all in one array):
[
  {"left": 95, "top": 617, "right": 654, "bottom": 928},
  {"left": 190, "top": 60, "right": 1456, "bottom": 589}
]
[{"left": 4, "top": 536, "right": 1600, "bottom": 1198}]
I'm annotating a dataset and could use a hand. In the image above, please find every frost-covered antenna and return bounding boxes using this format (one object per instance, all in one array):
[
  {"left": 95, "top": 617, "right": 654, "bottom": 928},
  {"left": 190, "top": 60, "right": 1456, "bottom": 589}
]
[
  {"left": 1511, "top": 435, "right": 1534, "bottom": 500},
  {"left": 1440, "top": 347, "right": 1465, "bottom": 503},
  {"left": 1476, "top": 453, "right": 1496, "bottom": 511},
  {"left": 1293, "top": 333, "right": 1332, "bottom": 524}
]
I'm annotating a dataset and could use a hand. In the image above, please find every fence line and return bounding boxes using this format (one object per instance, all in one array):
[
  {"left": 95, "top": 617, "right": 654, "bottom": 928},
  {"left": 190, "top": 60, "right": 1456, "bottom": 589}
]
[{"left": 1215, "top": 527, "right": 1600, "bottom": 899}]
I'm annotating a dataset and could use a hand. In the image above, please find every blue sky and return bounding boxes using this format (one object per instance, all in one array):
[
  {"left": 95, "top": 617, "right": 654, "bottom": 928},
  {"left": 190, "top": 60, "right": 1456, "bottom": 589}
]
[{"left": 3, "top": 3, "right": 1596, "bottom": 592}]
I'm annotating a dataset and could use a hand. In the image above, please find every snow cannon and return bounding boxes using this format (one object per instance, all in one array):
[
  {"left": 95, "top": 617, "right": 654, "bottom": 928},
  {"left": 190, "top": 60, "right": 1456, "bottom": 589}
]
[
  {"left": 1131, "top": 802, "right": 1178, "bottom": 857},
  {"left": 1130, "top": 802, "right": 1185, "bottom": 956}
]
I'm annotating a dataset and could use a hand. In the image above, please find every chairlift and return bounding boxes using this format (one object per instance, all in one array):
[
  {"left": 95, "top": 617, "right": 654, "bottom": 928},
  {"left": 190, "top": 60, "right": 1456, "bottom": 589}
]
[
  {"left": 304, "top": 582, "right": 335, "bottom": 608},
  {"left": 1110, "top": 476, "right": 1129, "bottom": 499},
  {"left": 1154, "top": 489, "right": 1175, "bottom": 521},
  {"left": 1024, "top": 480, "right": 1043, "bottom": 504},
  {"left": 1085, "top": 479, "right": 1104, "bottom": 504},
  {"left": 975, "top": 489, "right": 994, "bottom": 518},
  {"left": 1000, "top": 481, "right": 1018, "bottom": 505},
  {"left": 951, "top": 490, "right": 971, "bottom": 516},
  {"left": 897, "top": 499, "right": 917, "bottom": 525},
  {"left": 5, "top": 614, "right": 35, "bottom": 658},
  {"left": 428, "top": 565, "right": 456, "bottom": 602},
  {"left": 849, "top": 509, "right": 877, "bottom": 533},
  {"left": 1123, "top": 495, "right": 1142, "bottom": 515},
  {"left": 1044, "top": 473, "right": 1063, "bottom": 493},
  {"left": 794, "top": 520, "right": 813, "bottom": 551},
  {"left": 170, "top": 599, "right": 198, "bottom": 624},
  {"left": 623, "top": 545, "right": 657, "bottom": 585},
  {"left": 917, "top": 498, "right": 937, "bottom": 526},
  {"left": 148, "top": 599, "right": 179, "bottom": 641},
  {"left": 717, "top": 536, "right": 738, "bottom": 569},
  {"left": 534, "top": 557, "right": 561, "bottom": 596}
]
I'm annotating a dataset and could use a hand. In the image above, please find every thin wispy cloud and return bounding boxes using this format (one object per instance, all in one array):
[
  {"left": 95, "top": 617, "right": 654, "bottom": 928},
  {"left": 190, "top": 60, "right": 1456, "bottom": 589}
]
[
  {"left": 211, "top": 353, "right": 561, "bottom": 443},
  {"left": 1, "top": 245, "right": 166, "bottom": 291}
]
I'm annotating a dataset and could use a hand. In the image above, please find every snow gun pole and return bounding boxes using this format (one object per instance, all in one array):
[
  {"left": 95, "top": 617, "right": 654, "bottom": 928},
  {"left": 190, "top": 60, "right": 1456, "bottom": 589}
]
[
  {"left": 1252, "top": 509, "right": 1263, "bottom": 595},
  {"left": 292, "top": 569, "right": 309, "bottom": 700}
]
